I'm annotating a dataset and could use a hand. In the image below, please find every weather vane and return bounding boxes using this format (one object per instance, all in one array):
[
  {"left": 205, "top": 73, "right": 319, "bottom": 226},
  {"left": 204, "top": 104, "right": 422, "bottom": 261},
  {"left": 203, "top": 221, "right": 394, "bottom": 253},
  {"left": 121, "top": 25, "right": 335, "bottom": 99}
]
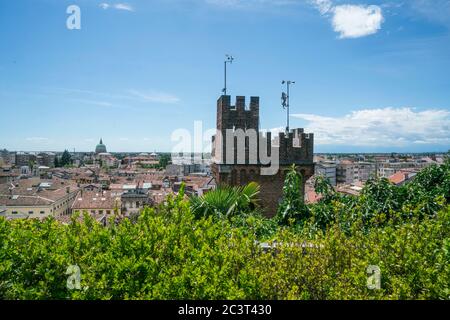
[
  {"left": 223, "top": 54, "right": 234, "bottom": 95},
  {"left": 281, "top": 80, "right": 295, "bottom": 133}
]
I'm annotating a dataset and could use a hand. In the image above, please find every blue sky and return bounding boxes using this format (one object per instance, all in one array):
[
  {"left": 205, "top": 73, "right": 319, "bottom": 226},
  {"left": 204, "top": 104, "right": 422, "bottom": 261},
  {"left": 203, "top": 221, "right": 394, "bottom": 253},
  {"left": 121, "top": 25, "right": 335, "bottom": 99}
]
[{"left": 0, "top": 0, "right": 449, "bottom": 153}]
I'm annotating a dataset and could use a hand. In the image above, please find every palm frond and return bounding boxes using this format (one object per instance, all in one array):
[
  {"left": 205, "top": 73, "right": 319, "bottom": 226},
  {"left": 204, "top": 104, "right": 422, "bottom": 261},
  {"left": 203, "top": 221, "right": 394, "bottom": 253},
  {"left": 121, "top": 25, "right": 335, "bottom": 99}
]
[{"left": 190, "top": 182, "right": 260, "bottom": 219}]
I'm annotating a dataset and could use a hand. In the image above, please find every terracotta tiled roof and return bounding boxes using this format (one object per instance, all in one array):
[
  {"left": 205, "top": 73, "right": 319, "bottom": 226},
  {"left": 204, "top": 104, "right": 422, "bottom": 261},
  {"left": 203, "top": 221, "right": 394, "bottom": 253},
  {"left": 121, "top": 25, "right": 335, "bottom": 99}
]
[
  {"left": 388, "top": 171, "right": 417, "bottom": 185},
  {"left": 0, "top": 178, "right": 79, "bottom": 206},
  {"left": 71, "top": 190, "right": 121, "bottom": 210}
]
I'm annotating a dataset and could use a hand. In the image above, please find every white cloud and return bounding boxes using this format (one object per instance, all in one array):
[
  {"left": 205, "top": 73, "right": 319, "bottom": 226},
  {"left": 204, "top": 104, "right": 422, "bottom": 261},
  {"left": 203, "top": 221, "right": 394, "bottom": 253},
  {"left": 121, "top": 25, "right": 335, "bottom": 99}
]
[
  {"left": 310, "top": 0, "right": 333, "bottom": 15},
  {"left": 128, "top": 90, "right": 181, "bottom": 104},
  {"left": 310, "top": 1, "right": 384, "bottom": 38},
  {"left": 99, "top": 3, "right": 134, "bottom": 12},
  {"left": 291, "top": 107, "right": 450, "bottom": 147},
  {"left": 332, "top": 5, "right": 384, "bottom": 39},
  {"left": 114, "top": 3, "right": 134, "bottom": 11}
]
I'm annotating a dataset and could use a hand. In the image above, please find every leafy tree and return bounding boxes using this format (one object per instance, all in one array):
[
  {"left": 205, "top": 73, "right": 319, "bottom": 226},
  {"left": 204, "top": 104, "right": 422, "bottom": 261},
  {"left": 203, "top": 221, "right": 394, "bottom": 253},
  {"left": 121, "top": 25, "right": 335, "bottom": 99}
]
[
  {"left": 60, "top": 150, "right": 72, "bottom": 167},
  {"left": 28, "top": 160, "right": 35, "bottom": 171},
  {"left": 314, "top": 175, "right": 336, "bottom": 202},
  {"left": 158, "top": 154, "right": 171, "bottom": 169},
  {"left": 408, "top": 160, "right": 449, "bottom": 203},
  {"left": 276, "top": 164, "right": 308, "bottom": 226},
  {"left": 359, "top": 178, "right": 406, "bottom": 224},
  {"left": 54, "top": 157, "right": 60, "bottom": 168}
]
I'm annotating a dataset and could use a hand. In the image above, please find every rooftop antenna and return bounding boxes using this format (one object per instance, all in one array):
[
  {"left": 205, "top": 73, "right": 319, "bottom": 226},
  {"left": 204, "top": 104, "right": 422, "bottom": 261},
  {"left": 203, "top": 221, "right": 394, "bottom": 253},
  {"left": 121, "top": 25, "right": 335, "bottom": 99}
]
[
  {"left": 281, "top": 80, "right": 295, "bottom": 133},
  {"left": 223, "top": 54, "right": 234, "bottom": 96}
]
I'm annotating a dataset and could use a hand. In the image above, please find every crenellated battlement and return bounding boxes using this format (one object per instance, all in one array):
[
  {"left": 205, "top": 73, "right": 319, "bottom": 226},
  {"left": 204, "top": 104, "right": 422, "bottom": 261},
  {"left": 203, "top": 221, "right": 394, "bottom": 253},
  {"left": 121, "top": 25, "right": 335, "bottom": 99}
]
[
  {"left": 273, "top": 130, "right": 314, "bottom": 165},
  {"left": 217, "top": 95, "right": 259, "bottom": 132},
  {"left": 218, "top": 95, "right": 259, "bottom": 112},
  {"left": 214, "top": 95, "right": 314, "bottom": 165}
]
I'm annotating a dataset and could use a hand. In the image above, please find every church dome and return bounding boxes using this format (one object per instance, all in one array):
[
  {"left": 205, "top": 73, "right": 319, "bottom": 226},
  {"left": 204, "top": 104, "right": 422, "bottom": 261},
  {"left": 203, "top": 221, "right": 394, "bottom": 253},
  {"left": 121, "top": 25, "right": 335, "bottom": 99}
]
[{"left": 95, "top": 138, "right": 107, "bottom": 154}]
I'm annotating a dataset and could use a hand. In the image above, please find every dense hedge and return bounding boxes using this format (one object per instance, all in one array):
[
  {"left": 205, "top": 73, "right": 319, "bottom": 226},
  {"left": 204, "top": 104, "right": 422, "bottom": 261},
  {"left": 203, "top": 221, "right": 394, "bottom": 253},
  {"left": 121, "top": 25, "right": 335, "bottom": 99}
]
[{"left": 0, "top": 161, "right": 449, "bottom": 300}]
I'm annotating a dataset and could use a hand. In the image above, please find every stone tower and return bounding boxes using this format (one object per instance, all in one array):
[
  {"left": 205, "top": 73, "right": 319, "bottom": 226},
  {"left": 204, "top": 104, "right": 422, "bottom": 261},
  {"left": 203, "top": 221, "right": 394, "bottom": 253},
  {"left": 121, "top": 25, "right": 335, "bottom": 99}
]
[{"left": 211, "top": 95, "right": 315, "bottom": 217}]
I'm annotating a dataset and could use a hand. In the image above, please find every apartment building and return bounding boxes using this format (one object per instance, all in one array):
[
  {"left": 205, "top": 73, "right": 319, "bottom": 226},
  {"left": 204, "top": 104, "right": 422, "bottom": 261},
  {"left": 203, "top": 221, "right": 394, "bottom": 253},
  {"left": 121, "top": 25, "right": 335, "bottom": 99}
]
[
  {"left": 354, "top": 162, "right": 377, "bottom": 182},
  {"left": 120, "top": 188, "right": 153, "bottom": 217},
  {"left": 36, "top": 152, "right": 56, "bottom": 168},
  {"left": 15, "top": 152, "right": 37, "bottom": 167},
  {"left": 315, "top": 162, "right": 337, "bottom": 186},
  {"left": 0, "top": 178, "right": 79, "bottom": 219},
  {"left": 336, "top": 160, "right": 355, "bottom": 184}
]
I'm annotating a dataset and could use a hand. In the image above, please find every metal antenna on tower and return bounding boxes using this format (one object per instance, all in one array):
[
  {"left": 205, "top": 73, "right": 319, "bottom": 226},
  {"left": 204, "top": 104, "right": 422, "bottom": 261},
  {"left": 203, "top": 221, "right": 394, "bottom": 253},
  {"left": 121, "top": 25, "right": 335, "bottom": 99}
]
[
  {"left": 223, "top": 54, "right": 234, "bottom": 96},
  {"left": 281, "top": 80, "right": 295, "bottom": 133}
]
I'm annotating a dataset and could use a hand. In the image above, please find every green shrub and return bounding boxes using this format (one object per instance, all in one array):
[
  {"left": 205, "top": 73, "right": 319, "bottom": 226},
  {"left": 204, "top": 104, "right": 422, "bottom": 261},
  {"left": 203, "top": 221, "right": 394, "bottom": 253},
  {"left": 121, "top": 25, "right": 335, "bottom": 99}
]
[{"left": 0, "top": 162, "right": 448, "bottom": 300}]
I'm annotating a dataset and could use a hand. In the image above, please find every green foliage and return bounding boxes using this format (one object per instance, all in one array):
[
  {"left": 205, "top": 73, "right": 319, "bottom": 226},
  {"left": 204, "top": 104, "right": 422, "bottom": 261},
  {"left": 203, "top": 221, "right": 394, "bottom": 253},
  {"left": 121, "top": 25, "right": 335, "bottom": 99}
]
[
  {"left": 276, "top": 165, "right": 309, "bottom": 226},
  {"left": 158, "top": 154, "right": 171, "bottom": 169},
  {"left": 314, "top": 175, "right": 336, "bottom": 202},
  {"left": 54, "top": 157, "right": 60, "bottom": 168},
  {"left": 407, "top": 160, "right": 450, "bottom": 214},
  {"left": 190, "top": 182, "right": 260, "bottom": 220},
  {"left": 244, "top": 208, "right": 450, "bottom": 300},
  {"left": 0, "top": 203, "right": 448, "bottom": 300},
  {"left": 0, "top": 200, "right": 258, "bottom": 300},
  {"left": 60, "top": 150, "right": 72, "bottom": 167},
  {"left": 139, "top": 154, "right": 171, "bottom": 170},
  {"left": 309, "top": 161, "right": 449, "bottom": 231},
  {"left": 0, "top": 162, "right": 448, "bottom": 300},
  {"left": 28, "top": 160, "right": 36, "bottom": 170}
]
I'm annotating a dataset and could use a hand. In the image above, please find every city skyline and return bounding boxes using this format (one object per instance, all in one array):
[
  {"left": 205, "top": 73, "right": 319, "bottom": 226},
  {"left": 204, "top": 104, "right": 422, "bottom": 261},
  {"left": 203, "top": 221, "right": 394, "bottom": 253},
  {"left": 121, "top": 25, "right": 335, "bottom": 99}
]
[{"left": 1, "top": 0, "right": 449, "bottom": 153}]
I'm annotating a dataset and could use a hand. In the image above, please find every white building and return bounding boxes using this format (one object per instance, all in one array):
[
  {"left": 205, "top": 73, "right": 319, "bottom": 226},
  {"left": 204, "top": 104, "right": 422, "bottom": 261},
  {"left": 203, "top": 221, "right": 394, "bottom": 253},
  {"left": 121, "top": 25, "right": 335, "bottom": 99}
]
[
  {"left": 315, "top": 162, "right": 337, "bottom": 186},
  {"left": 354, "top": 162, "right": 376, "bottom": 182},
  {"left": 0, "top": 178, "right": 79, "bottom": 219},
  {"left": 337, "top": 160, "right": 355, "bottom": 184}
]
